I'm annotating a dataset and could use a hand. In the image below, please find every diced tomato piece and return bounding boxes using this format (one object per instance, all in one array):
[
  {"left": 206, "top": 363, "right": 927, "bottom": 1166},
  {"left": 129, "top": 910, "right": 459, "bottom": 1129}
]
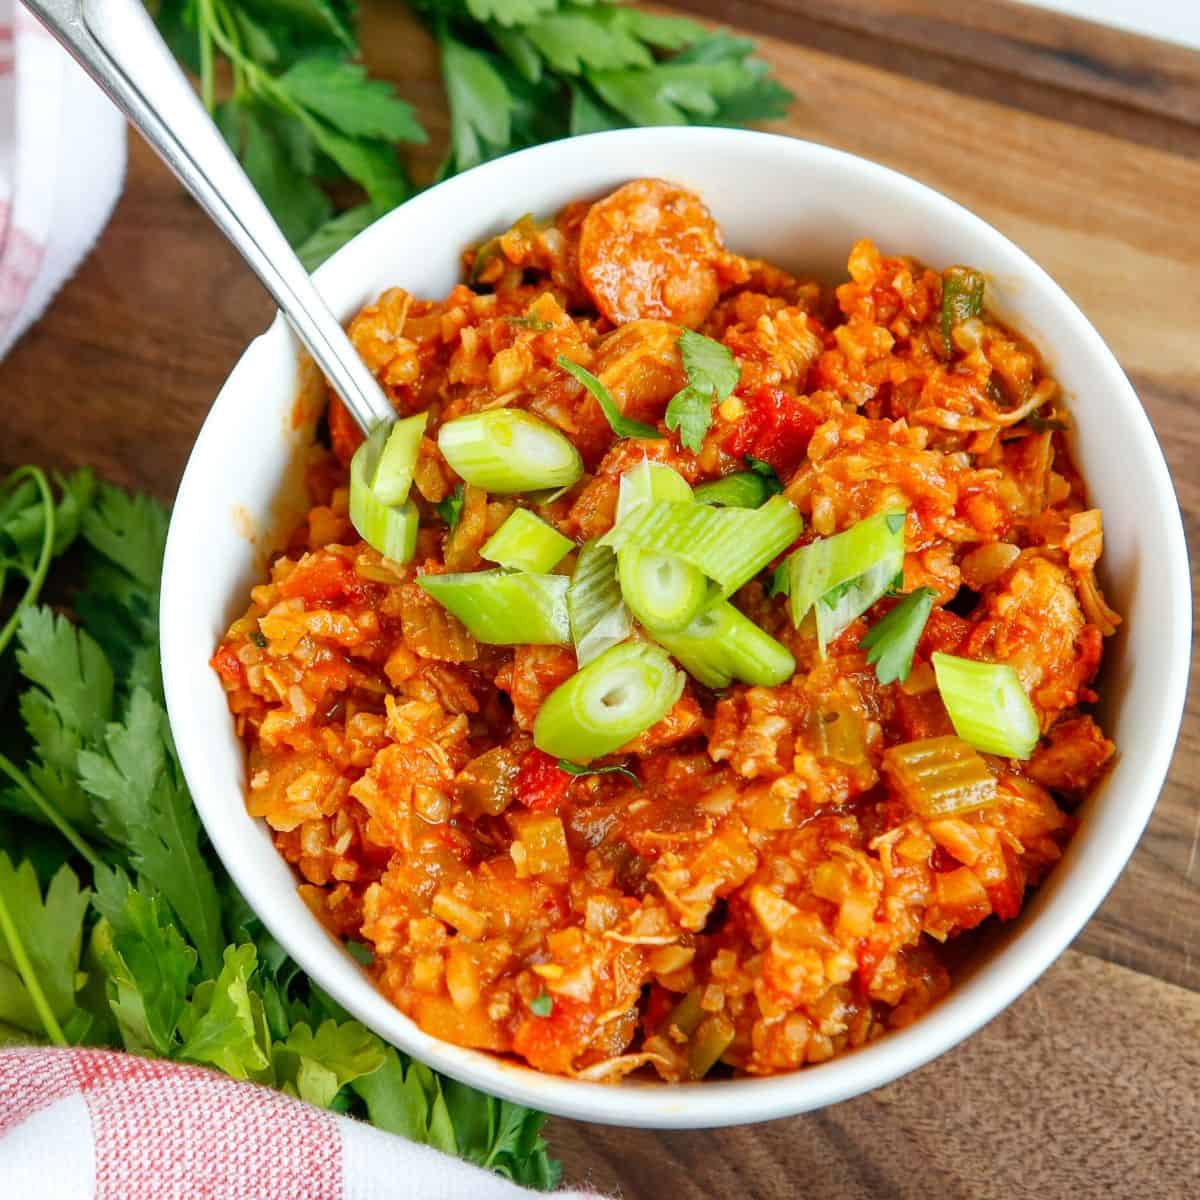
[
  {"left": 278, "top": 553, "right": 364, "bottom": 605},
  {"left": 328, "top": 394, "right": 365, "bottom": 467},
  {"left": 725, "top": 385, "right": 818, "bottom": 476},
  {"left": 211, "top": 642, "right": 245, "bottom": 688},
  {"left": 514, "top": 748, "right": 572, "bottom": 812},
  {"left": 512, "top": 995, "right": 594, "bottom": 1074}
]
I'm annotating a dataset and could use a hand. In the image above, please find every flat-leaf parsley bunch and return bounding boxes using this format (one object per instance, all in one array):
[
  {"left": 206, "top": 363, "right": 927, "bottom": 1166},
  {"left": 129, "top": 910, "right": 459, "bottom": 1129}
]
[
  {"left": 0, "top": 466, "right": 557, "bottom": 1189},
  {"left": 149, "top": 0, "right": 792, "bottom": 266}
]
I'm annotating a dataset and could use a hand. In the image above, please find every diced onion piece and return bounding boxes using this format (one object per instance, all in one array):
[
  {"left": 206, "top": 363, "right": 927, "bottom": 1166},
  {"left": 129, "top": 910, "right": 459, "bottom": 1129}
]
[
  {"left": 533, "top": 641, "right": 684, "bottom": 762},
  {"left": 694, "top": 472, "right": 769, "bottom": 509},
  {"left": 618, "top": 548, "right": 709, "bottom": 634},
  {"left": 785, "top": 510, "right": 905, "bottom": 647},
  {"left": 369, "top": 413, "right": 427, "bottom": 506},
  {"left": 882, "top": 735, "right": 997, "bottom": 817},
  {"left": 418, "top": 570, "right": 569, "bottom": 645},
  {"left": 655, "top": 601, "right": 795, "bottom": 689},
  {"left": 601, "top": 495, "right": 802, "bottom": 596},
  {"left": 931, "top": 652, "right": 1041, "bottom": 759},
  {"left": 616, "top": 461, "right": 693, "bottom": 523},
  {"left": 350, "top": 433, "right": 419, "bottom": 563},
  {"left": 568, "top": 541, "right": 632, "bottom": 666},
  {"left": 480, "top": 508, "right": 573, "bottom": 573},
  {"left": 437, "top": 410, "right": 583, "bottom": 494}
]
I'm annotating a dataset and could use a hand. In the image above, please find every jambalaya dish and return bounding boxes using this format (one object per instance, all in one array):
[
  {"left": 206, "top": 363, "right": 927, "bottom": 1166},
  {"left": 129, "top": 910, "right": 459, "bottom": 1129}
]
[{"left": 213, "top": 179, "right": 1119, "bottom": 1081}]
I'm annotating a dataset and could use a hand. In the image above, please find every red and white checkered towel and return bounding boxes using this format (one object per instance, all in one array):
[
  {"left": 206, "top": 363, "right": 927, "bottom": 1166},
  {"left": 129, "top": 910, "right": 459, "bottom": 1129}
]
[
  {"left": 0, "top": 2, "right": 125, "bottom": 358},
  {"left": 0, "top": 1048, "right": 604, "bottom": 1199}
]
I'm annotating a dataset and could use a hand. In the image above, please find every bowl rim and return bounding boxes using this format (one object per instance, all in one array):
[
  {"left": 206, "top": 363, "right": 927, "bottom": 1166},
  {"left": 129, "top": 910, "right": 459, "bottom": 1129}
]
[{"left": 161, "top": 126, "right": 1192, "bottom": 1129}]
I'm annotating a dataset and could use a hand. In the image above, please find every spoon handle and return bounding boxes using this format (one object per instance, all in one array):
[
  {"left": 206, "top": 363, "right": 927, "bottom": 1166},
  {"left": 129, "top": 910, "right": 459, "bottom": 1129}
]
[{"left": 26, "top": 0, "right": 396, "bottom": 437}]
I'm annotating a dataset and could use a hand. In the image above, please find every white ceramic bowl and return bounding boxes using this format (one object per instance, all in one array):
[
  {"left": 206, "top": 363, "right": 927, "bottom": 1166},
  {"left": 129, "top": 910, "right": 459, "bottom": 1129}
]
[{"left": 161, "top": 128, "right": 1191, "bottom": 1129}]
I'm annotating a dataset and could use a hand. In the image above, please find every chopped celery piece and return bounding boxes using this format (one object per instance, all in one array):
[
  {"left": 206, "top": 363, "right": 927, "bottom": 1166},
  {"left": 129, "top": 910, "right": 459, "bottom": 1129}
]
[
  {"left": 556, "top": 355, "right": 661, "bottom": 440},
  {"left": 600, "top": 494, "right": 802, "bottom": 596},
  {"left": 418, "top": 570, "right": 569, "bottom": 645},
  {"left": 369, "top": 413, "right": 427, "bottom": 506},
  {"left": 437, "top": 410, "right": 583, "bottom": 493},
  {"left": 694, "top": 472, "right": 769, "bottom": 508},
  {"left": 616, "top": 460, "right": 692, "bottom": 523},
  {"left": 349, "top": 434, "right": 419, "bottom": 563},
  {"left": 534, "top": 641, "right": 684, "bottom": 761},
  {"left": 688, "top": 1014, "right": 735, "bottom": 1080},
  {"left": 618, "top": 547, "right": 709, "bottom": 634},
  {"left": 931, "top": 652, "right": 1040, "bottom": 759},
  {"left": 568, "top": 541, "right": 632, "bottom": 666},
  {"left": 785, "top": 510, "right": 906, "bottom": 647},
  {"left": 941, "top": 266, "right": 986, "bottom": 353},
  {"left": 480, "top": 508, "right": 573, "bottom": 573},
  {"left": 655, "top": 601, "right": 795, "bottom": 688},
  {"left": 882, "top": 735, "right": 997, "bottom": 816}
]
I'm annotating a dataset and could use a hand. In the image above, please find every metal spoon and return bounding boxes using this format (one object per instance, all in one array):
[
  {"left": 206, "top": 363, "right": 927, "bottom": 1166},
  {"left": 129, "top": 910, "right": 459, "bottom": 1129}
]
[{"left": 26, "top": 0, "right": 395, "bottom": 437}]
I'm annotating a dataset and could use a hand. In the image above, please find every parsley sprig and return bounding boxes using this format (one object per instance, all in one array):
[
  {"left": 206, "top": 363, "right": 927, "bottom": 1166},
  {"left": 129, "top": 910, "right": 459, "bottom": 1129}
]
[
  {"left": 0, "top": 469, "right": 558, "bottom": 1189},
  {"left": 666, "top": 329, "right": 740, "bottom": 452},
  {"left": 860, "top": 587, "right": 936, "bottom": 685},
  {"left": 150, "top": 1, "right": 792, "bottom": 267}
]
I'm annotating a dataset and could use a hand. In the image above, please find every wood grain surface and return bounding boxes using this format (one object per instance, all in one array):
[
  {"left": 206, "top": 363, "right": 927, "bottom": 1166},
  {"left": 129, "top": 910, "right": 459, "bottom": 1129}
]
[{"left": 2, "top": 1, "right": 1197, "bottom": 1196}]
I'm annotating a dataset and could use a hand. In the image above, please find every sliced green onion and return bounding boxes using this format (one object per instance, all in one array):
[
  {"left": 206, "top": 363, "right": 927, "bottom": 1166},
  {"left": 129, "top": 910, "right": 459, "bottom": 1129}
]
[
  {"left": 556, "top": 355, "right": 662, "bottom": 440},
  {"left": 369, "top": 413, "right": 427, "bottom": 506},
  {"left": 618, "top": 547, "right": 709, "bottom": 634},
  {"left": 600, "top": 494, "right": 802, "bottom": 596},
  {"left": 533, "top": 641, "right": 684, "bottom": 762},
  {"left": 437, "top": 410, "right": 583, "bottom": 494},
  {"left": 480, "top": 508, "right": 573, "bottom": 573},
  {"left": 616, "top": 460, "right": 692, "bottom": 523},
  {"left": 418, "top": 570, "right": 569, "bottom": 645},
  {"left": 931, "top": 652, "right": 1040, "bottom": 759},
  {"left": 654, "top": 601, "right": 795, "bottom": 689},
  {"left": 568, "top": 540, "right": 632, "bottom": 666},
  {"left": 350, "top": 435, "right": 419, "bottom": 563},
  {"left": 694, "top": 472, "right": 770, "bottom": 508},
  {"left": 785, "top": 511, "right": 905, "bottom": 647}
]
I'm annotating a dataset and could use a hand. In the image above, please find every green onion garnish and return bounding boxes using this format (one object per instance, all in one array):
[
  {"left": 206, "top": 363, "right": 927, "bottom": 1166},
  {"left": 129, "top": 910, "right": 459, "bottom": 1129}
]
[
  {"left": 616, "top": 460, "right": 692, "bottom": 523},
  {"left": 437, "top": 410, "right": 583, "bottom": 494},
  {"left": 567, "top": 540, "right": 632, "bottom": 666},
  {"left": 556, "top": 355, "right": 662, "bottom": 440},
  {"left": 654, "top": 601, "right": 795, "bottom": 689},
  {"left": 349, "top": 429, "right": 419, "bottom": 563},
  {"left": 860, "top": 587, "right": 936, "bottom": 685},
  {"left": 368, "top": 413, "right": 427, "bottom": 506},
  {"left": 480, "top": 508, "right": 573, "bottom": 574},
  {"left": 601, "top": 494, "right": 802, "bottom": 596},
  {"left": 533, "top": 641, "right": 684, "bottom": 762},
  {"left": 784, "top": 510, "right": 905, "bottom": 647},
  {"left": 617, "top": 547, "right": 710, "bottom": 634},
  {"left": 931, "top": 652, "right": 1040, "bottom": 759},
  {"left": 694, "top": 472, "right": 771, "bottom": 508},
  {"left": 418, "top": 570, "right": 569, "bottom": 645}
]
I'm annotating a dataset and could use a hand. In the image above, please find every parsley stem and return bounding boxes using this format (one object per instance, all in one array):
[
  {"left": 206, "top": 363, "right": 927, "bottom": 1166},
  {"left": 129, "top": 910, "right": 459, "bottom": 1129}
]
[
  {"left": 198, "top": 17, "right": 215, "bottom": 113},
  {"left": 0, "top": 879, "right": 65, "bottom": 1046},
  {"left": 0, "top": 752, "right": 101, "bottom": 871},
  {"left": 0, "top": 467, "right": 55, "bottom": 659}
]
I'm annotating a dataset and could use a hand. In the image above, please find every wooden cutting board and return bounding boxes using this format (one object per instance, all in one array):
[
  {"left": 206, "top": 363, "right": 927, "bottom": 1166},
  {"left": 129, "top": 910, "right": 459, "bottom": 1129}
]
[{"left": 3, "top": 1, "right": 1197, "bottom": 1195}]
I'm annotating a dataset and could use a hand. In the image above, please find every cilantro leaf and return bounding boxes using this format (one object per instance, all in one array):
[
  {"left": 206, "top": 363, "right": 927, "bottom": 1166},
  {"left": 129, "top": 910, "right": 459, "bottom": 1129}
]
[
  {"left": 178, "top": 945, "right": 272, "bottom": 1080},
  {"left": 273, "top": 1018, "right": 387, "bottom": 1108},
  {"left": 666, "top": 330, "right": 740, "bottom": 452},
  {"left": 436, "top": 484, "right": 466, "bottom": 530},
  {"left": 0, "top": 853, "right": 91, "bottom": 1040},
  {"left": 440, "top": 35, "right": 513, "bottom": 170},
  {"left": 860, "top": 588, "right": 936, "bottom": 685},
  {"left": 91, "top": 867, "right": 196, "bottom": 1056},
  {"left": 557, "top": 355, "right": 662, "bottom": 440},
  {"left": 276, "top": 59, "right": 427, "bottom": 144},
  {"left": 557, "top": 758, "right": 640, "bottom": 786},
  {"left": 78, "top": 689, "right": 225, "bottom": 977},
  {"left": 81, "top": 484, "right": 169, "bottom": 593}
]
